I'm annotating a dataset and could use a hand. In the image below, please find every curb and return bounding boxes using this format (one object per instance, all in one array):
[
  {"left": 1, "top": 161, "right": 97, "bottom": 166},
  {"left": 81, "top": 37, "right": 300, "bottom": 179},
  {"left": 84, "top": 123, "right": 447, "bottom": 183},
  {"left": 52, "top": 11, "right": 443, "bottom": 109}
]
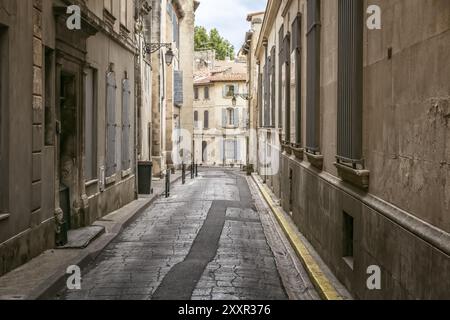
[
  {"left": 251, "top": 174, "right": 344, "bottom": 301},
  {"left": 33, "top": 174, "right": 183, "bottom": 300}
]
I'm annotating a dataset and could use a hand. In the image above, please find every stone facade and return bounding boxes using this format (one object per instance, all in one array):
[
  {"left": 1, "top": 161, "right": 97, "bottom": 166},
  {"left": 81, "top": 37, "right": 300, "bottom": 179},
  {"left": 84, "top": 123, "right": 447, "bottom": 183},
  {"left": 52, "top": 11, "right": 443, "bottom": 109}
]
[{"left": 249, "top": 0, "right": 450, "bottom": 299}]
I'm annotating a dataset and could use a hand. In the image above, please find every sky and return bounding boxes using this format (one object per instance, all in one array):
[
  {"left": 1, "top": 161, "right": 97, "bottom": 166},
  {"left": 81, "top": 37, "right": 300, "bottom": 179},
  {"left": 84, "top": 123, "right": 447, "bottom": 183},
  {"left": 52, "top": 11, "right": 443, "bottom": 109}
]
[{"left": 195, "top": 0, "right": 267, "bottom": 53}]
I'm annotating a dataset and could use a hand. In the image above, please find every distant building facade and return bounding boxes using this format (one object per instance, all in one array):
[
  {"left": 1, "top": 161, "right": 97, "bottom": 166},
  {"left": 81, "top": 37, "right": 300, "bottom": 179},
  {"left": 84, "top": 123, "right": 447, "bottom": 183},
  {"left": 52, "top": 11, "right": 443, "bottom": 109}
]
[
  {"left": 193, "top": 53, "right": 249, "bottom": 167},
  {"left": 248, "top": 0, "right": 450, "bottom": 299}
]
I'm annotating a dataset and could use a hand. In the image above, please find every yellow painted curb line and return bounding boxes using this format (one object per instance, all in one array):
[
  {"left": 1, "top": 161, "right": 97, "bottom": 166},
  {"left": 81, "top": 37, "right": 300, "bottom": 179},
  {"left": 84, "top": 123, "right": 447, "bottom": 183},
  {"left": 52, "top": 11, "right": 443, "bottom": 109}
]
[{"left": 252, "top": 175, "right": 344, "bottom": 301}]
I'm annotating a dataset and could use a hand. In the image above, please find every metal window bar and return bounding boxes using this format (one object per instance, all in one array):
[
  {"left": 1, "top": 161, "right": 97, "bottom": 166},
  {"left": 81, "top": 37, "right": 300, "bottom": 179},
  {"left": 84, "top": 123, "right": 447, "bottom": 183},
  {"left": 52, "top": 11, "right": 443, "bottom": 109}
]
[
  {"left": 306, "top": 0, "right": 321, "bottom": 153},
  {"left": 337, "top": 0, "right": 364, "bottom": 166}
]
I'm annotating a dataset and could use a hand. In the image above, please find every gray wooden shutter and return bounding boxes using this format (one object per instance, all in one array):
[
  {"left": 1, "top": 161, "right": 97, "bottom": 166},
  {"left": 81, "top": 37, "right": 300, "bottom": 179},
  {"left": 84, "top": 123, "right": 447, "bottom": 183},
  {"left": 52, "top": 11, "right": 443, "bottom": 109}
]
[
  {"left": 270, "top": 46, "right": 276, "bottom": 127},
  {"left": 174, "top": 70, "right": 183, "bottom": 106},
  {"left": 306, "top": 0, "right": 321, "bottom": 153},
  {"left": 234, "top": 108, "right": 239, "bottom": 127},
  {"left": 222, "top": 108, "right": 227, "bottom": 127},
  {"left": 236, "top": 140, "right": 240, "bottom": 161},
  {"left": 204, "top": 111, "right": 209, "bottom": 129},
  {"left": 278, "top": 24, "right": 284, "bottom": 129},
  {"left": 337, "top": 0, "right": 363, "bottom": 163},
  {"left": 284, "top": 33, "right": 291, "bottom": 142},
  {"left": 121, "top": 78, "right": 131, "bottom": 170},
  {"left": 106, "top": 71, "right": 117, "bottom": 177},
  {"left": 292, "top": 14, "right": 302, "bottom": 145}
]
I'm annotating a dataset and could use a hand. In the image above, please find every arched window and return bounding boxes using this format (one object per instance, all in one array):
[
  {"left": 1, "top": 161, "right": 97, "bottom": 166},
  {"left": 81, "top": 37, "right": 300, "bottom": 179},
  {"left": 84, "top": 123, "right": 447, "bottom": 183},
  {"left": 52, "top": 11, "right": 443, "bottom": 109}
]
[{"left": 204, "top": 111, "right": 209, "bottom": 129}]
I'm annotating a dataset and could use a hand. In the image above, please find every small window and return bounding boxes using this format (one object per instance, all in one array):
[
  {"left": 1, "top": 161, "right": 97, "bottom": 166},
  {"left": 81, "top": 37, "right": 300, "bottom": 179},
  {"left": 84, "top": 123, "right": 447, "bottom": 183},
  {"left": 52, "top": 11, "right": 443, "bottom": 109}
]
[
  {"left": 204, "top": 111, "right": 209, "bottom": 129},
  {"left": 194, "top": 111, "right": 199, "bottom": 129},
  {"left": 194, "top": 87, "right": 199, "bottom": 100},
  {"left": 204, "top": 87, "right": 209, "bottom": 100},
  {"left": 223, "top": 84, "right": 236, "bottom": 98},
  {"left": 343, "top": 212, "right": 354, "bottom": 269}
]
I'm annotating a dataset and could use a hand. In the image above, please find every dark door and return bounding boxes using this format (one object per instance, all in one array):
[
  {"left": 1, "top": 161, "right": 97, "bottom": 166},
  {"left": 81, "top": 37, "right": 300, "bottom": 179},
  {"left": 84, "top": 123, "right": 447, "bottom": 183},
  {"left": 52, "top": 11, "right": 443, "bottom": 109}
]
[{"left": 59, "top": 73, "right": 77, "bottom": 230}]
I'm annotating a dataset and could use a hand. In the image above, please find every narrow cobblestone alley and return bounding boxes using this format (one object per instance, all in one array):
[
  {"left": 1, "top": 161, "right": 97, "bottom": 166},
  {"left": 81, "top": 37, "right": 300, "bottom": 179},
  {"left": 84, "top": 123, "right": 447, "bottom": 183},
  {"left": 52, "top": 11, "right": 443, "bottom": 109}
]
[{"left": 54, "top": 169, "right": 319, "bottom": 300}]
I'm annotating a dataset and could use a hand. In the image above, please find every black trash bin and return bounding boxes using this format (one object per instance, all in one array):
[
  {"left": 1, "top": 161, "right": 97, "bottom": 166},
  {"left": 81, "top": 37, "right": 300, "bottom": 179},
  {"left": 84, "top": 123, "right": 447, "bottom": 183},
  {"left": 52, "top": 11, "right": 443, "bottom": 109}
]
[{"left": 138, "top": 161, "right": 153, "bottom": 194}]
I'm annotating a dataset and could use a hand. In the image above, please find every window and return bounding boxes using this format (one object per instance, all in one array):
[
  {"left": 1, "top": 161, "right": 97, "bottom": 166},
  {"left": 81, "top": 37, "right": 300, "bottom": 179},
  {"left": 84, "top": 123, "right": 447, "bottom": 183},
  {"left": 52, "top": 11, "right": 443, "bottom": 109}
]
[
  {"left": 337, "top": 0, "right": 364, "bottom": 166},
  {"left": 174, "top": 70, "right": 183, "bottom": 106},
  {"left": 343, "top": 211, "right": 354, "bottom": 269},
  {"left": 204, "top": 111, "right": 209, "bottom": 129},
  {"left": 278, "top": 24, "right": 284, "bottom": 129},
  {"left": 222, "top": 108, "right": 239, "bottom": 127},
  {"left": 257, "top": 72, "right": 263, "bottom": 127},
  {"left": 263, "top": 51, "right": 270, "bottom": 127},
  {"left": 292, "top": 15, "right": 302, "bottom": 145},
  {"left": 194, "top": 111, "right": 199, "bottom": 129},
  {"left": 84, "top": 68, "right": 97, "bottom": 181},
  {"left": 106, "top": 71, "right": 117, "bottom": 178},
  {"left": 223, "top": 84, "right": 237, "bottom": 98},
  {"left": 225, "top": 140, "right": 237, "bottom": 161},
  {"left": 270, "top": 46, "right": 276, "bottom": 127},
  {"left": 120, "top": 0, "right": 128, "bottom": 27},
  {"left": 194, "top": 87, "right": 199, "bottom": 100},
  {"left": 283, "top": 33, "right": 291, "bottom": 143},
  {"left": 121, "top": 77, "right": 131, "bottom": 171},
  {"left": 204, "top": 87, "right": 209, "bottom": 100},
  {"left": 306, "top": 0, "right": 321, "bottom": 153}
]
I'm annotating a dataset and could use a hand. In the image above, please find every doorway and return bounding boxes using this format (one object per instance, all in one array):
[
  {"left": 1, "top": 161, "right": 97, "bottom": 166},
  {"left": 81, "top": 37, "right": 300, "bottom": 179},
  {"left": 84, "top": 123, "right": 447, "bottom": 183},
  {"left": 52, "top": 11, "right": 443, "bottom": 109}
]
[{"left": 59, "top": 72, "right": 77, "bottom": 231}]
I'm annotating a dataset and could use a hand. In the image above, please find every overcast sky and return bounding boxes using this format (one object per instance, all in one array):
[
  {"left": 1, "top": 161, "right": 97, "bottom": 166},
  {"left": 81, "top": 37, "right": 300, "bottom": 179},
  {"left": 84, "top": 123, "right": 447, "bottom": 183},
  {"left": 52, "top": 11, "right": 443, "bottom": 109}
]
[{"left": 195, "top": 0, "right": 267, "bottom": 53}]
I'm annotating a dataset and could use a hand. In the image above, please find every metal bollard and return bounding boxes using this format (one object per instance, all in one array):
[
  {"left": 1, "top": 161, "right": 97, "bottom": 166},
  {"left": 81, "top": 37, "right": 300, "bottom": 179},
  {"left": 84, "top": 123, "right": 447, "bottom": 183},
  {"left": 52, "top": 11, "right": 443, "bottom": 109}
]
[
  {"left": 191, "top": 162, "right": 194, "bottom": 179},
  {"left": 182, "top": 163, "right": 186, "bottom": 185},
  {"left": 195, "top": 163, "right": 198, "bottom": 177},
  {"left": 165, "top": 170, "right": 171, "bottom": 198}
]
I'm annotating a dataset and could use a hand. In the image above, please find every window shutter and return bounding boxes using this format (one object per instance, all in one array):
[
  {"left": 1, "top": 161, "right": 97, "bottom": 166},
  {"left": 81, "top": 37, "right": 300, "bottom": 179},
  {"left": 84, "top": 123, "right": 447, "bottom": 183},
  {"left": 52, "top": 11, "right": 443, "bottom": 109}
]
[
  {"left": 234, "top": 84, "right": 239, "bottom": 95},
  {"left": 204, "top": 111, "right": 209, "bottom": 129},
  {"left": 278, "top": 24, "right": 284, "bottom": 129},
  {"left": 236, "top": 140, "right": 241, "bottom": 161},
  {"left": 306, "top": 0, "right": 321, "bottom": 153},
  {"left": 234, "top": 108, "right": 239, "bottom": 127},
  {"left": 106, "top": 71, "right": 117, "bottom": 177},
  {"left": 222, "top": 108, "right": 227, "bottom": 127},
  {"left": 337, "top": 0, "right": 364, "bottom": 163},
  {"left": 121, "top": 78, "right": 131, "bottom": 170},
  {"left": 222, "top": 85, "right": 227, "bottom": 98},
  {"left": 174, "top": 70, "right": 183, "bottom": 106}
]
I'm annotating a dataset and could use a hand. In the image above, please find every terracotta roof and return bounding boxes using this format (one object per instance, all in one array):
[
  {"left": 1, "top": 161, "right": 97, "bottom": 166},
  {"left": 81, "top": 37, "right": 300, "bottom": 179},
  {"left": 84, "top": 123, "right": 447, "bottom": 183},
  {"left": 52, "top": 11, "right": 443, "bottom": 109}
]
[{"left": 194, "top": 72, "right": 247, "bottom": 85}]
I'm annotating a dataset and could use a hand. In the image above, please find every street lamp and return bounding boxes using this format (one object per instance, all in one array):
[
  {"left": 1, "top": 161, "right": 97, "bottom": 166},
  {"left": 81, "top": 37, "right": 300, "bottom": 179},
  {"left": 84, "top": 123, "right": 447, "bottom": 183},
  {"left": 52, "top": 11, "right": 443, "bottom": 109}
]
[
  {"left": 165, "top": 48, "right": 174, "bottom": 66},
  {"left": 145, "top": 43, "right": 175, "bottom": 67}
]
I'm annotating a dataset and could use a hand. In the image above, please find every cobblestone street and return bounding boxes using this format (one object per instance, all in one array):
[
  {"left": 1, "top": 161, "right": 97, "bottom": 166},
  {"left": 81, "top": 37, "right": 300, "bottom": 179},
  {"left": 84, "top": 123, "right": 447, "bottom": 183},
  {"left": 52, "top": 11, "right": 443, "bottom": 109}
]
[{"left": 54, "top": 169, "right": 319, "bottom": 300}]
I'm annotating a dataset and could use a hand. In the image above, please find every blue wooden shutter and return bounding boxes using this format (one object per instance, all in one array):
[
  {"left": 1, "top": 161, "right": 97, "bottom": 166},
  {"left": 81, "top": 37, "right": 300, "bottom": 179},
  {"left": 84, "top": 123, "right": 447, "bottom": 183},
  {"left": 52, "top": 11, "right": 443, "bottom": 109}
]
[
  {"left": 106, "top": 71, "right": 117, "bottom": 177},
  {"left": 121, "top": 78, "right": 131, "bottom": 170}
]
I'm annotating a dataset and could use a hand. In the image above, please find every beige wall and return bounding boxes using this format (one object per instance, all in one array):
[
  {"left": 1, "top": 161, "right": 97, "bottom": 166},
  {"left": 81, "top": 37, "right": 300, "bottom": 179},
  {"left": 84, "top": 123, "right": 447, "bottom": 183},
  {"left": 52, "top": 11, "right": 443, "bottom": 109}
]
[
  {"left": 252, "top": 0, "right": 450, "bottom": 299},
  {"left": 194, "top": 81, "right": 248, "bottom": 166}
]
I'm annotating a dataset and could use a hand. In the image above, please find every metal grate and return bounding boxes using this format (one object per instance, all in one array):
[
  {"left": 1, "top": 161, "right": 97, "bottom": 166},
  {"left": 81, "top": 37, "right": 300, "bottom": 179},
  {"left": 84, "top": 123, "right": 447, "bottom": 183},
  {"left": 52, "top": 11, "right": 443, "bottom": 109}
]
[{"left": 337, "top": 0, "right": 364, "bottom": 165}]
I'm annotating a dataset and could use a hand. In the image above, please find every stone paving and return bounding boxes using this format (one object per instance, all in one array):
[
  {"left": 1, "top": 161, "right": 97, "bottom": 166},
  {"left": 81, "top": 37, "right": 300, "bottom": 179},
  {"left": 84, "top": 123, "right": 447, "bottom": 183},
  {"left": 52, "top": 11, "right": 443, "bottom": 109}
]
[{"left": 54, "top": 169, "right": 319, "bottom": 300}]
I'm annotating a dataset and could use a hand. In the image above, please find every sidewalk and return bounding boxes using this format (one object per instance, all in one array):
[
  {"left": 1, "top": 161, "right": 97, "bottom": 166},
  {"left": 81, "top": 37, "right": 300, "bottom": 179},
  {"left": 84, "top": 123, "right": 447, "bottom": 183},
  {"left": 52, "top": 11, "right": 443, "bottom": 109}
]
[
  {"left": 0, "top": 171, "right": 183, "bottom": 300},
  {"left": 251, "top": 173, "right": 352, "bottom": 300}
]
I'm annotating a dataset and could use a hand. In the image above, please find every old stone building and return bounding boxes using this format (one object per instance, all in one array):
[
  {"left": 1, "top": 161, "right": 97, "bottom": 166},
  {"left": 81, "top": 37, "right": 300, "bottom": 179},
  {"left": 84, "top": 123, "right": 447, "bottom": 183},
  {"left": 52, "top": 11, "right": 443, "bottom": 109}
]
[
  {"left": 193, "top": 52, "right": 249, "bottom": 167},
  {"left": 150, "top": 0, "right": 198, "bottom": 176},
  {"left": 242, "top": 11, "right": 265, "bottom": 172},
  {"left": 249, "top": 0, "right": 450, "bottom": 299},
  {"left": 0, "top": 0, "right": 148, "bottom": 277}
]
